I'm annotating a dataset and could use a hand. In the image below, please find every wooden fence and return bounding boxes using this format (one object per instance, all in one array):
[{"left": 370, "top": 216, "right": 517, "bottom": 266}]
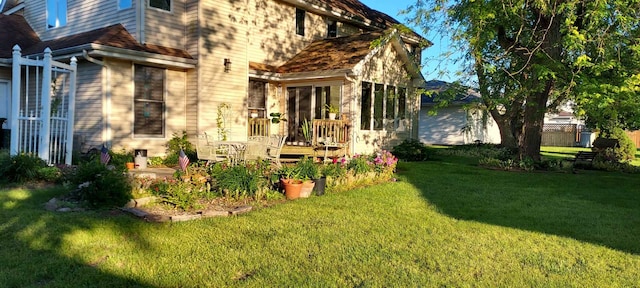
[
  {"left": 626, "top": 130, "right": 640, "bottom": 148},
  {"left": 541, "top": 124, "right": 580, "bottom": 147}
]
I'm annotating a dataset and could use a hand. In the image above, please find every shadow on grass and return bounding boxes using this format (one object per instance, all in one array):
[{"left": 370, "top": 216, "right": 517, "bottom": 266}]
[
  {"left": 0, "top": 184, "right": 154, "bottom": 287},
  {"left": 399, "top": 159, "right": 640, "bottom": 255}
]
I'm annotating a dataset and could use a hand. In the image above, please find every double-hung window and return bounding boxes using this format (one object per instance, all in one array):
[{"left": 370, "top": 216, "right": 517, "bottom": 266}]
[
  {"left": 134, "top": 65, "right": 165, "bottom": 137},
  {"left": 46, "top": 0, "right": 67, "bottom": 29},
  {"left": 296, "top": 8, "right": 306, "bottom": 36},
  {"left": 150, "top": 0, "right": 171, "bottom": 11}
]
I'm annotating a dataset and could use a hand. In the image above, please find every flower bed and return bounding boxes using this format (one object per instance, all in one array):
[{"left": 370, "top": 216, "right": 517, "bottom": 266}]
[{"left": 130, "top": 150, "right": 398, "bottom": 215}]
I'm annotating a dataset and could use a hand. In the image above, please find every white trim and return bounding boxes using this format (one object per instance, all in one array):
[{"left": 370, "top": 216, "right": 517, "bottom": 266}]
[
  {"left": 2, "top": 2, "right": 24, "bottom": 15},
  {"left": 0, "top": 80, "right": 10, "bottom": 129},
  {"left": 0, "top": 0, "right": 6, "bottom": 12}
]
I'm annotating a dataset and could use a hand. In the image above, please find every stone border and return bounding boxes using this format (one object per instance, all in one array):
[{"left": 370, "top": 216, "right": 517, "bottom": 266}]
[{"left": 120, "top": 196, "right": 253, "bottom": 223}]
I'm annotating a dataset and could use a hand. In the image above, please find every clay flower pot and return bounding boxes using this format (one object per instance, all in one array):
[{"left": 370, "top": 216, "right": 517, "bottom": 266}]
[
  {"left": 299, "top": 180, "right": 315, "bottom": 198},
  {"left": 281, "top": 178, "right": 303, "bottom": 200}
]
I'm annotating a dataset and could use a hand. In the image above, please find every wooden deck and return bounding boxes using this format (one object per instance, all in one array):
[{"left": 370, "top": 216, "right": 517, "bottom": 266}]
[{"left": 280, "top": 144, "right": 348, "bottom": 162}]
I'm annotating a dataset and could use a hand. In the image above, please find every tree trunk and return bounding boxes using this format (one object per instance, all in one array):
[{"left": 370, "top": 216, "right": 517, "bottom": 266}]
[{"left": 519, "top": 85, "right": 552, "bottom": 161}]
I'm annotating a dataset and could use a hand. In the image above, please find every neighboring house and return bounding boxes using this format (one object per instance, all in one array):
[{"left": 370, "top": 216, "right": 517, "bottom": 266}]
[
  {"left": 419, "top": 80, "right": 500, "bottom": 145},
  {"left": 544, "top": 110, "right": 583, "bottom": 125},
  {"left": 0, "top": 0, "right": 428, "bottom": 163}
]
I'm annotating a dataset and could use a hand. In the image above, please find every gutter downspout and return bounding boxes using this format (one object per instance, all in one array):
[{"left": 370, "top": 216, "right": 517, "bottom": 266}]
[{"left": 83, "top": 50, "right": 112, "bottom": 148}]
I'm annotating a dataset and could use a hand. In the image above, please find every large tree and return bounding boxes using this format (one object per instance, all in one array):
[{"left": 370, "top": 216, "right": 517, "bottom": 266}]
[{"left": 407, "top": 0, "right": 640, "bottom": 160}]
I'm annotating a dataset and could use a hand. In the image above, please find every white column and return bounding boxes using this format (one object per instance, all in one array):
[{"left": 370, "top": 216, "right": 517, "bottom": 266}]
[
  {"left": 64, "top": 57, "right": 77, "bottom": 165},
  {"left": 39, "top": 48, "right": 53, "bottom": 163},
  {"left": 10, "top": 45, "right": 21, "bottom": 156}
]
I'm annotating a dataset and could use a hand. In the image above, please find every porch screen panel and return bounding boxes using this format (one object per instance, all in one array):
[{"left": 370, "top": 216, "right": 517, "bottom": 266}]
[
  {"left": 248, "top": 80, "right": 266, "bottom": 118},
  {"left": 360, "top": 82, "right": 372, "bottom": 130},
  {"left": 287, "top": 88, "right": 297, "bottom": 142},
  {"left": 315, "top": 85, "right": 341, "bottom": 119},
  {"left": 134, "top": 65, "right": 165, "bottom": 136},
  {"left": 374, "top": 84, "right": 384, "bottom": 130}
]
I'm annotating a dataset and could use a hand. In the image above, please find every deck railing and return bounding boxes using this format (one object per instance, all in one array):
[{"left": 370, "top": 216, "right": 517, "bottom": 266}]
[
  {"left": 248, "top": 118, "right": 270, "bottom": 136},
  {"left": 311, "top": 119, "right": 350, "bottom": 146}
]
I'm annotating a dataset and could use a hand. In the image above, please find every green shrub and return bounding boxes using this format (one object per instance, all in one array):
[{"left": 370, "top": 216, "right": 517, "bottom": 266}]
[
  {"left": 598, "top": 128, "right": 636, "bottom": 162},
  {"left": 294, "top": 156, "right": 319, "bottom": 180},
  {"left": 391, "top": 139, "right": 432, "bottom": 161},
  {"left": 164, "top": 131, "right": 196, "bottom": 166},
  {"left": 66, "top": 160, "right": 132, "bottom": 208},
  {"left": 321, "top": 163, "right": 347, "bottom": 178},
  {"left": 214, "top": 164, "right": 265, "bottom": 200},
  {"left": 37, "top": 166, "right": 63, "bottom": 183},
  {"left": 150, "top": 178, "right": 206, "bottom": 211},
  {"left": 3, "top": 153, "right": 48, "bottom": 183},
  {"left": 346, "top": 155, "right": 371, "bottom": 174}
]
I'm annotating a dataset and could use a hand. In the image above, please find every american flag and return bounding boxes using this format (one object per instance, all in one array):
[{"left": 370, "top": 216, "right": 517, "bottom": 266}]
[
  {"left": 100, "top": 145, "right": 111, "bottom": 165},
  {"left": 179, "top": 149, "right": 190, "bottom": 171}
]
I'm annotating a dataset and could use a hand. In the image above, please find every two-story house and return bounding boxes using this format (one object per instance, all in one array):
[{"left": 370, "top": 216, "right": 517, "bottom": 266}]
[{"left": 0, "top": 0, "right": 428, "bottom": 163}]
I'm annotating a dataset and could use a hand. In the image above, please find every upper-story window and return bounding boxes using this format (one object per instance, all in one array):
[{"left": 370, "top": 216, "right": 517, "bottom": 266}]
[
  {"left": 296, "top": 8, "right": 305, "bottom": 36},
  {"left": 149, "top": 0, "right": 171, "bottom": 11},
  {"left": 118, "top": 0, "right": 132, "bottom": 10},
  {"left": 327, "top": 20, "right": 337, "bottom": 38},
  {"left": 46, "top": 0, "right": 67, "bottom": 29}
]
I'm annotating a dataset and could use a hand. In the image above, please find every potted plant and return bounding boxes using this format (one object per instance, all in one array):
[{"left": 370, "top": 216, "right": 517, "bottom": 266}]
[
  {"left": 250, "top": 109, "right": 259, "bottom": 118},
  {"left": 294, "top": 156, "right": 319, "bottom": 198},
  {"left": 277, "top": 165, "right": 302, "bottom": 200},
  {"left": 324, "top": 104, "right": 339, "bottom": 120},
  {"left": 269, "top": 112, "right": 287, "bottom": 124},
  {"left": 301, "top": 119, "right": 313, "bottom": 146}
]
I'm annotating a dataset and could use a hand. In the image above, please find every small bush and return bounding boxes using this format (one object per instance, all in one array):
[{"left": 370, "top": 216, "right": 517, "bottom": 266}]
[
  {"left": 214, "top": 164, "right": 265, "bottom": 200},
  {"left": 597, "top": 128, "right": 636, "bottom": 162},
  {"left": 66, "top": 160, "right": 132, "bottom": 208},
  {"left": 392, "top": 139, "right": 432, "bottom": 161},
  {"left": 164, "top": 131, "right": 196, "bottom": 166},
  {"left": 150, "top": 178, "right": 207, "bottom": 211},
  {"left": 294, "top": 156, "right": 319, "bottom": 180},
  {"left": 346, "top": 155, "right": 371, "bottom": 174},
  {"left": 3, "top": 153, "right": 48, "bottom": 183},
  {"left": 321, "top": 162, "right": 347, "bottom": 178}
]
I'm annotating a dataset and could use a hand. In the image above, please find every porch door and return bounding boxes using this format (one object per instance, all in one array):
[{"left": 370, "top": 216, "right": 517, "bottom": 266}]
[
  {"left": 286, "top": 86, "right": 312, "bottom": 143},
  {"left": 0, "top": 81, "right": 9, "bottom": 128}
]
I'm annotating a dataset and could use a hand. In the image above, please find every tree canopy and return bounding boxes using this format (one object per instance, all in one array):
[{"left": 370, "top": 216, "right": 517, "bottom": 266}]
[{"left": 406, "top": 0, "right": 640, "bottom": 160}]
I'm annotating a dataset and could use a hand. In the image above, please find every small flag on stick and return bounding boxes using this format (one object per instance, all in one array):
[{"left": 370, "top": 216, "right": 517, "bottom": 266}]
[
  {"left": 178, "top": 149, "right": 190, "bottom": 171},
  {"left": 100, "top": 145, "right": 111, "bottom": 165}
]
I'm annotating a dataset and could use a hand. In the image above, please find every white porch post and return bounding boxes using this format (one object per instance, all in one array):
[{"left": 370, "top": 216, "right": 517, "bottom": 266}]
[
  {"left": 10, "top": 45, "right": 21, "bottom": 156},
  {"left": 64, "top": 57, "right": 77, "bottom": 165},
  {"left": 39, "top": 48, "right": 53, "bottom": 163}
]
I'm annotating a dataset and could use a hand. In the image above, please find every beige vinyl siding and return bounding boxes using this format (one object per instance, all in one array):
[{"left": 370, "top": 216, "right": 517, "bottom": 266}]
[
  {"left": 197, "top": 0, "right": 249, "bottom": 141},
  {"left": 184, "top": 0, "right": 198, "bottom": 137},
  {"left": 73, "top": 61, "right": 103, "bottom": 151},
  {"left": 354, "top": 43, "right": 413, "bottom": 154},
  {"left": 144, "top": 0, "right": 187, "bottom": 49},
  {"left": 106, "top": 59, "right": 187, "bottom": 156},
  {"left": 338, "top": 22, "right": 362, "bottom": 36},
  {"left": 24, "top": 0, "right": 137, "bottom": 41},
  {"left": 247, "top": 0, "right": 328, "bottom": 66}
]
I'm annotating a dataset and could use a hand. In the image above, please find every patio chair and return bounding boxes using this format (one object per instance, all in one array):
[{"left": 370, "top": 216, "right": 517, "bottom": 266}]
[
  {"left": 196, "top": 133, "right": 219, "bottom": 163},
  {"left": 245, "top": 135, "right": 287, "bottom": 167}
]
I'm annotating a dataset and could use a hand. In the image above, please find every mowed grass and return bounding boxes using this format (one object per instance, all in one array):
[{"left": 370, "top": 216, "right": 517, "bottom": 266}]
[{"left": 1, "top": 155, "right": 640, "bottom": 287}]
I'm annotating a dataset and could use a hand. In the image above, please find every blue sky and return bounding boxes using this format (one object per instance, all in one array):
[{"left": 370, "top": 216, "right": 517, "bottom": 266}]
[{"left": 360, "top": 0, "right": 463, "bottom": 83}]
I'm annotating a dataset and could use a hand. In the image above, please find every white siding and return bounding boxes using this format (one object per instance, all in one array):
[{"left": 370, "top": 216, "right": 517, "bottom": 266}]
[{"left": 419, "top": 106, "right": 500, "bottom": 145}]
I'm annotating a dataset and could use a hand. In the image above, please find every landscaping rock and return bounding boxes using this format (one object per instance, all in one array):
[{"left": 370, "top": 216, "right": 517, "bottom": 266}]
[
  {"left": 134, "top": 196, "right": 157, "bottom": 207},
  {"left": 123, "top": 199, "right": 137, "bottom": 208},
  {"left": 230, "top": 206, "right": 253, "bottom": 215},
  {"left": 171, "top": 214, "right": 202, "bottom": 222},
  {"left": 45, "top": 198, "right": 59, "bottom": 211},
  {"left": 201, "top": 210, "right": 230, "bottom": 218},
  {"left": 57, "top": 207, "right": 72, "bottom": 212},
  {"left": 122, "top": 207, "right": 148, "bottom": 218},
  {"left": 145, "top": 214, "right": 171, "bottom": 223}
]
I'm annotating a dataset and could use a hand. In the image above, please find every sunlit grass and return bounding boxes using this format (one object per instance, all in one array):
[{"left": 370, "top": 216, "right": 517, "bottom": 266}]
[{"left": 1, "top": 156, "right": 640, "bottom": 286}]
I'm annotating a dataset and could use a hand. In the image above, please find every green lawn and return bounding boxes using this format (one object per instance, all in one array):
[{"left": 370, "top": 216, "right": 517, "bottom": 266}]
[
  {"left": 1, "top": 155, "right": 639, "bottom": 287},
  {"left": 541, "top": 146, "right": 640, "bottom": 166}
]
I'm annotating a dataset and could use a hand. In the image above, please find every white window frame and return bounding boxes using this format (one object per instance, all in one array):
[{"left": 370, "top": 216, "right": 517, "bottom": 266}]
[
  {"left": 133, "top": 64, "right": 166, "bottom": 138},
  {"left": 46, "top": 0, "right": 67, "bottom": 29}
]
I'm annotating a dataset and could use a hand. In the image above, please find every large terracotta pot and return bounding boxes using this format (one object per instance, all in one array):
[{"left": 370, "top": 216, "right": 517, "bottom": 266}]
[
  {"left": 299, "top": 180, "right": 315, "bottom": 198},
  {"left": 281, "top": 178, "right": 303, "bottom": 200}
]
